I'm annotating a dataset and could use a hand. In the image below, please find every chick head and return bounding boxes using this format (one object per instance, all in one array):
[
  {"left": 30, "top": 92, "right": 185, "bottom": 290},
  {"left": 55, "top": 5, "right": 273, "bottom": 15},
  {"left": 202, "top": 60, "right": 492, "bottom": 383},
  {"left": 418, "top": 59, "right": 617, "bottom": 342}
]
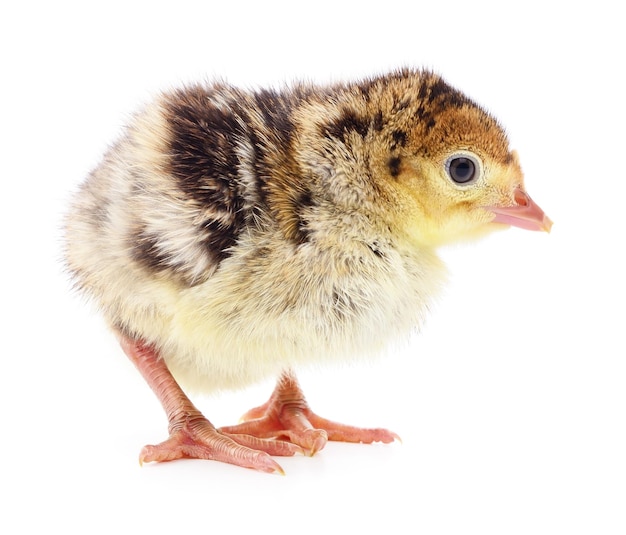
[{"left": 366, "top": 73, "right": 552, "bottom": 248}]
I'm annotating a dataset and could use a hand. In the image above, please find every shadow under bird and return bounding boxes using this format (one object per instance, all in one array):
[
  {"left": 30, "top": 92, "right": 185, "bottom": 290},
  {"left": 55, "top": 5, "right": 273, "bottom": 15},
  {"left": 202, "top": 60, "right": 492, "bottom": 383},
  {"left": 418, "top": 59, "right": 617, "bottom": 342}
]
[{"left": 64, "top": 69, "right": 552, "bottom": 474}]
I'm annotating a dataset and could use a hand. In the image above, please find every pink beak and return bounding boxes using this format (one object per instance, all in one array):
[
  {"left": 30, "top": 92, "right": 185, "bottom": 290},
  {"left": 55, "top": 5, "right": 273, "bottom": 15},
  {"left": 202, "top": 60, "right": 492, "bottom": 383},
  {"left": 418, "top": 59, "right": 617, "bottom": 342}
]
[{"left": 486, "top": 187, "right": 553, "bottom": 232}]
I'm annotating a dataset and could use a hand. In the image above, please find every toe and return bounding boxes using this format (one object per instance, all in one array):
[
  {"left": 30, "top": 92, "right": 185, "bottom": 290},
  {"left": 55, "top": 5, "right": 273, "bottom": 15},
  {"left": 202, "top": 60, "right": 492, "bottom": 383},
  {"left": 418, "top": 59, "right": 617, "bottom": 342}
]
[
  {"left": 224, "top": 432, "right": 304, "bottom": 456},
  {"left": 276, "top": 427, "right": 327, "bottom": 455}
]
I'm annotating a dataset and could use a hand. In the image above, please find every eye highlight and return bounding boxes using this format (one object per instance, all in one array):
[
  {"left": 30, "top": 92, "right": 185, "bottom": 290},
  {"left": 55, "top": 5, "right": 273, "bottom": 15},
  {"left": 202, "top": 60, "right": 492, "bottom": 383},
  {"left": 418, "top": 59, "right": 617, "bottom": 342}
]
[{"left": 445, "top": 152, "right": 482, "bottom": 185}]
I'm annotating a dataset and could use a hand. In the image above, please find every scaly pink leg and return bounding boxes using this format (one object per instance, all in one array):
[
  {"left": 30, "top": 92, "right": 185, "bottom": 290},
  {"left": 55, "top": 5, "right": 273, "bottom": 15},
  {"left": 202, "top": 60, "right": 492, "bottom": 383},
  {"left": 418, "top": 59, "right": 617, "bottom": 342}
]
[
  {"left": 219, "top": 371, "right": 400, "bottom": 456},
  {"left": 119, "top": 336, "right": 301, "bottom": 474}
]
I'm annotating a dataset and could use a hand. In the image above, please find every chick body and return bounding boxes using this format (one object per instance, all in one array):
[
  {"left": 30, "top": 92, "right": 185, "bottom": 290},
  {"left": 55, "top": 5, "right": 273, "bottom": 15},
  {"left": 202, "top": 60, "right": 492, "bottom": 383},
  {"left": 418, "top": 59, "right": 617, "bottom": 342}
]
[{"left": 66, "top": 71, "right": 463, "bottom": 390}]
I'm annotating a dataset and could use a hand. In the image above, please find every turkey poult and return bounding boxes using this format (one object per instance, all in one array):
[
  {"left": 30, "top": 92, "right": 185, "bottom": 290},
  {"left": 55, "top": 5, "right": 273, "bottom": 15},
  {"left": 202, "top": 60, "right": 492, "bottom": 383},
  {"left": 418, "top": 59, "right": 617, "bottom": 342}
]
[{"left": 64, "top": 69, "right": 552, "bottom": 474}]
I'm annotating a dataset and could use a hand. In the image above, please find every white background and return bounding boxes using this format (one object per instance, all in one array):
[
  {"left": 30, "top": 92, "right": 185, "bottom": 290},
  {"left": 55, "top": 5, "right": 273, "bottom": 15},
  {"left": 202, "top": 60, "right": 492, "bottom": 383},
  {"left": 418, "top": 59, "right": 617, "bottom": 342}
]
[{"left": 2, "top": 1, "right": 624, "bottom": 533}]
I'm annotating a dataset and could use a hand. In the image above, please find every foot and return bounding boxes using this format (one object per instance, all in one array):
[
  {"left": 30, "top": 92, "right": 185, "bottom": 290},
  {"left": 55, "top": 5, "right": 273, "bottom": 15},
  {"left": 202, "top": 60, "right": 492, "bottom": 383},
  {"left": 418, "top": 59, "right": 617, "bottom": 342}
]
[
  {"left": 140, "top": 410, "right": 301, "bottom": 474},
  {"left": 219, "top": 372, "right": 400, "bottom": 456}
]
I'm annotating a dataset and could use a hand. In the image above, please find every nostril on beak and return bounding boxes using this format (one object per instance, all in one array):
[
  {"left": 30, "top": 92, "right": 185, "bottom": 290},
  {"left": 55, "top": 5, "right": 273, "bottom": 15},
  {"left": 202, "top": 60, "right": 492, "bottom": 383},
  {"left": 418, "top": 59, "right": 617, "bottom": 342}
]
[{"left": 514, "top": 187, "right": 530, "bottom": 207}]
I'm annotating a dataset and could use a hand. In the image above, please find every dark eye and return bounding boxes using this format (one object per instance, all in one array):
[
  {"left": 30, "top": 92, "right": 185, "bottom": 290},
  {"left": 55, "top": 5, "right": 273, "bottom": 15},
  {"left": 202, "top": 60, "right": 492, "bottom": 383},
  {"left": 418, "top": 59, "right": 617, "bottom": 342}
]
[{"left": 446, "top": 153, "right": 480, "bottom": 185}]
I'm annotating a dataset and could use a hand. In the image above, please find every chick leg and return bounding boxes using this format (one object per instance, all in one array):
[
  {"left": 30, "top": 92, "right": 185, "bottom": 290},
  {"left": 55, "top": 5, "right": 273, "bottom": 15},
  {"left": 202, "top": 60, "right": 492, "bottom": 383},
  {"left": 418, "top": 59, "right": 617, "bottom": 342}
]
[
  {"left": 219, "top": 371, "right": 400, "bottom": 456},
  {"left": 119, "top": 335, "right": 301, "bottom": 473}
]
